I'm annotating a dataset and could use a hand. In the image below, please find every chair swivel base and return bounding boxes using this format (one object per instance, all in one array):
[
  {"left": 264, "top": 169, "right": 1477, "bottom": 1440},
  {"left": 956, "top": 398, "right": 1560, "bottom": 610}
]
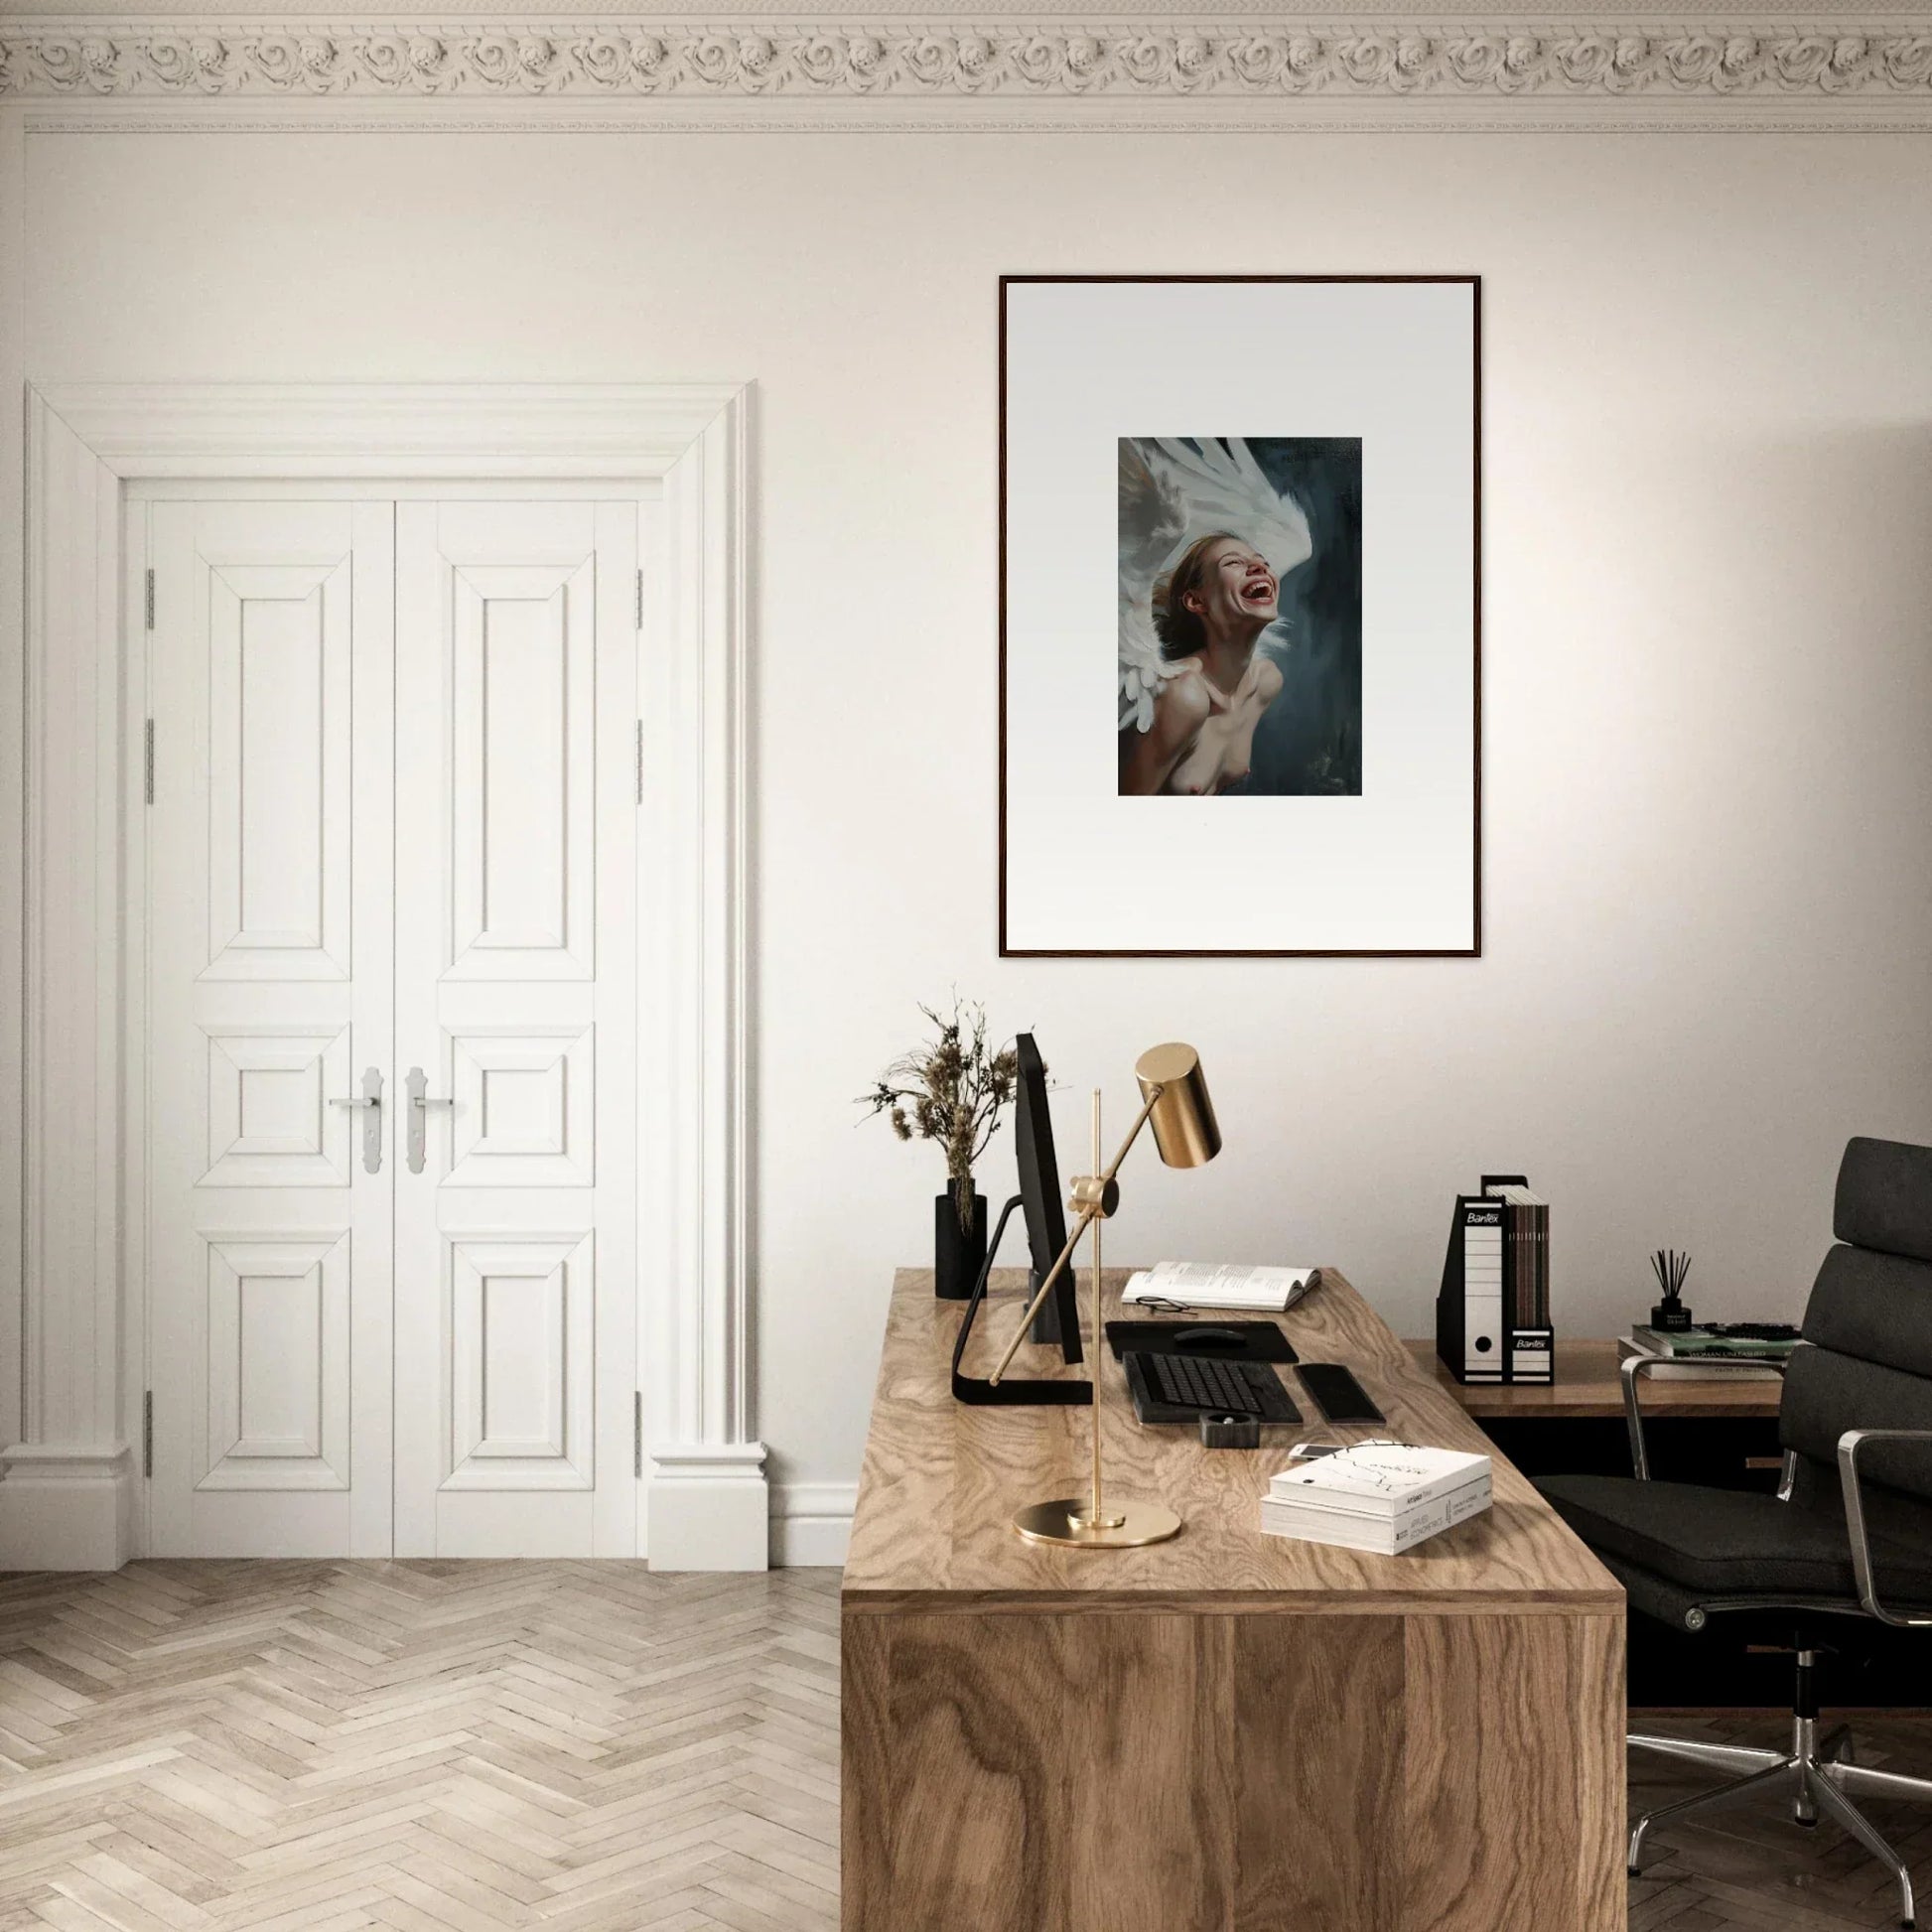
[{"left": 1629, "top": 1713, "right": 1931, "bottom": 1929}]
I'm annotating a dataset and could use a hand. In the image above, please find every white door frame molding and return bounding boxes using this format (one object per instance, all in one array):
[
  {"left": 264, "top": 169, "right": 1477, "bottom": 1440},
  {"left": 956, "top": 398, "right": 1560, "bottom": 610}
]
[{"left": 2, "top": 381, "right": 764, "bottom": 1572}]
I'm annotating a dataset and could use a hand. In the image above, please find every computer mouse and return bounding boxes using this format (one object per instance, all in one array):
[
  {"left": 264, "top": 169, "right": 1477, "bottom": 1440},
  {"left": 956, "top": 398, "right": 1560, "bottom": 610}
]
[{"left": 1173, "top": 1326, "right": 1245, "bottom": 1350}]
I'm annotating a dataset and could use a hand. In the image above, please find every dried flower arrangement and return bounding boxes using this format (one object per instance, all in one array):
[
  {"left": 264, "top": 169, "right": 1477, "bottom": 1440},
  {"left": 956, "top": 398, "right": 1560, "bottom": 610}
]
[{"left": 860, "top": 998, "right": 1022, "bottom": 1233}]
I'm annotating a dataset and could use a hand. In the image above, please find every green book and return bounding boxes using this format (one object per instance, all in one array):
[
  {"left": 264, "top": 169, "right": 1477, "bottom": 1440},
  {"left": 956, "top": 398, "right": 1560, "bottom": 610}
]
[{"left": 1631, "top": 1325, "right": 1797, "bottom": 1359}]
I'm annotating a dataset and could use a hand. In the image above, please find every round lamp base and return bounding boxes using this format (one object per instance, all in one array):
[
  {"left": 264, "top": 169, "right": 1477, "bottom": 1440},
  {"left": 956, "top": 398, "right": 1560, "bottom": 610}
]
[{"left": 1012, "top": 1496, "right": 1182, "bottom": 1549}]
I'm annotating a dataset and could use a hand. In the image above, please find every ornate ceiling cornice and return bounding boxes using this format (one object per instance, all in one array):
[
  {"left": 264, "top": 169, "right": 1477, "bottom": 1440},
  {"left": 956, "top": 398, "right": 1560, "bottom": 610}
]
[{"left": 3, "top": 16, "right": 1930, "bottom": 121}]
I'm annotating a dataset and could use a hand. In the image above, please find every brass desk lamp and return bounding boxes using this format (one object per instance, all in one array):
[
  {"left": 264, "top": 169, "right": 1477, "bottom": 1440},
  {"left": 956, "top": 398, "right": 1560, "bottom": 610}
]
[{"left": 987, "top": 1041, "right": 1221, "bottom": 1549}]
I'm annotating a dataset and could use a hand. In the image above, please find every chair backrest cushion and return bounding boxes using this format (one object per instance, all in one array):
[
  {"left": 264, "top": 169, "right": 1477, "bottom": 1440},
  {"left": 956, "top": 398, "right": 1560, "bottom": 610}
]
[
  {"left": 1782, "top": 1140, "right": 1932, "bottom": 1505},
  {"left": 1836, "top": 1136, "right": 1932, "bottom": 1265}
]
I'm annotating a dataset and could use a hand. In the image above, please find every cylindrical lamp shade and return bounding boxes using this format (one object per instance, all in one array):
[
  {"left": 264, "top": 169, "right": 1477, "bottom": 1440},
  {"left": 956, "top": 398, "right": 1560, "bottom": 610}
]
[{"left": 1134, "top": 1042, "right": 1221, "bottom": 1169}]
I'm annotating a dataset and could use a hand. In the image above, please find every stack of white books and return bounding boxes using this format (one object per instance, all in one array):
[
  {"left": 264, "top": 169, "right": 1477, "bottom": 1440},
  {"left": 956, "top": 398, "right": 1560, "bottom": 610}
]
[
  {"left": 1121, "top": 1261, "right": 1316, "bottom": 1312},
  {"left": 1260, "top": 1444, "right": 1492, "bottom": 1555}
]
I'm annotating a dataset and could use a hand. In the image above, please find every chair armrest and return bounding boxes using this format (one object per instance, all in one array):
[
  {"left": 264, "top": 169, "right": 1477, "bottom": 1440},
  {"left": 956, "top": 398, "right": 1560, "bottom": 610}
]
[
  {"left": 1621, "top": 1350, "right": 1790, "bottom": 1481},
  {"left": 1837, "top": 1429, "right": 1932, "bottom": 1627}
]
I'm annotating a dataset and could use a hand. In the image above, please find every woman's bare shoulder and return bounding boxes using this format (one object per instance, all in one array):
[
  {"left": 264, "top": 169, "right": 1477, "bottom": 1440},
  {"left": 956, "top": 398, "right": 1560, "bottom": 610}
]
[
  {"left": 1157, "top": 663, "right": 1212, "bottom": 727},
  {"left": 1256, "top": 656, "right": 1285, "bottom": 701}
]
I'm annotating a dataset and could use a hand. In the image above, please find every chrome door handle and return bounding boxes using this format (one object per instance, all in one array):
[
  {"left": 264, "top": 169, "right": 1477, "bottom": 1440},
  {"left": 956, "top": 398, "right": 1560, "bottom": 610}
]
[
  {"left": 405, "top": 1066, "right": 455, "bottom": 1175},
  {"left": 329, "top": 1066, "right": 384, "bottom": 1174}
]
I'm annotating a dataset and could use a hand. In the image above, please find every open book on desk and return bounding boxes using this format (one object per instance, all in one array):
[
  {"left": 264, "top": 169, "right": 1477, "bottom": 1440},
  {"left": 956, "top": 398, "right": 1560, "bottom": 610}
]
[{"left": 1121, "top": 1261, "right": 1317, "bottom": 1313}]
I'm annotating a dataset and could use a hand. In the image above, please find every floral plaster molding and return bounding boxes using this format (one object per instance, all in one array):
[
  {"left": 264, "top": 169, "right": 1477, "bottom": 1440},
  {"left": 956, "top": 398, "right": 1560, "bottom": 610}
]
[{"left": 3, "top": 16, "right": 1932, "bottom": 119}]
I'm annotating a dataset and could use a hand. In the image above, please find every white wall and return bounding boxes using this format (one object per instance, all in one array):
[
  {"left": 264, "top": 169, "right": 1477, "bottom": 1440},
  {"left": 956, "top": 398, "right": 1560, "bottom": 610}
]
[{"left": 18, "top": 127, "right": 1932, "bottom": 1540}]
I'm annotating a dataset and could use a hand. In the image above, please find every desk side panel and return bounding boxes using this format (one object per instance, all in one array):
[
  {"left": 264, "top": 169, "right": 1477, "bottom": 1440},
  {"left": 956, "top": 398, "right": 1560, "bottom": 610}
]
[
  {"left": 1066, "top": 1614, "right": 1238, "bottom": 1932},
  {"left": 844, "top": 1605, "right": 1620, "bottom": 1932},
  {"left": 1232, "top": 1613, "right": 1405, "bottom": 1931},
  {"left": 844, "top": 1609, "right": 1070, "bottom": 1931},
  {"left": 1403, "top": 1609, "right": 1626, "bottom": 1932},
  {"left": 840, "top": 1612, "right": 893, "bottom": 1932}
]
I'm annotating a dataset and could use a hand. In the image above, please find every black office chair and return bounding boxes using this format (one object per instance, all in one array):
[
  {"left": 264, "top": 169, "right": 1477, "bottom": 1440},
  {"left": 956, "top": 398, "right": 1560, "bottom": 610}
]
[{"left": 1537, "top": 1136, "right": 1932, "bottom": 1929}]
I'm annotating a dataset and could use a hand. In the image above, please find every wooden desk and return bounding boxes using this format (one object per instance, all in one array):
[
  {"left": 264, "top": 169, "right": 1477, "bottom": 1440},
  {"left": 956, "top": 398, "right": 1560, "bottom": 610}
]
[
  {"left": 843, "top": 1268, "right": 1625, "bottom": 1932},
  {"left": 1407, "top": 1336, "right": 1784, "bottom": 1420}
]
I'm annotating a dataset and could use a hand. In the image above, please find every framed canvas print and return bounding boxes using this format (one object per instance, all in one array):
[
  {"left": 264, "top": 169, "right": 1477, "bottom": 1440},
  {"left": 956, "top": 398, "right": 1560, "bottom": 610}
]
[{"left": 999, "top": 274, "right": 1480, "bottom": 957}]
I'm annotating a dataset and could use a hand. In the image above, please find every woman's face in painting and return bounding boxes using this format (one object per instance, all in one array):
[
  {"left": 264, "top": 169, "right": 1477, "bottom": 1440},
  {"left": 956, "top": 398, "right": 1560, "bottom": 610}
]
[{"left": 1183, "top": 536, "right": 1278, "bottom": 639}]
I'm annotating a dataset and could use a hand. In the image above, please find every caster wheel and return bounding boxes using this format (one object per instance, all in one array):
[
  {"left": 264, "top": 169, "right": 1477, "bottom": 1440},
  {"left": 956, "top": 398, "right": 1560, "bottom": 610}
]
[
  {"left": 1627, "top": 1868, "right": 1640, "bottom": 1878},
  {"left": 1795, "top": 1817, "right": 1818, "bottom": 1829}
]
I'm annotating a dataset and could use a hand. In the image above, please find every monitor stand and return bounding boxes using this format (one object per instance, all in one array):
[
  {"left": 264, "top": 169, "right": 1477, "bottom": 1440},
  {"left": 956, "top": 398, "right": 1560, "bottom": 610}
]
[
  {"left": 1030, "top": 1266, "right": 1072, "bottom": 1346},
  {"left": 951, "top": 1196, "right": 1092, "bottom": 1407}
]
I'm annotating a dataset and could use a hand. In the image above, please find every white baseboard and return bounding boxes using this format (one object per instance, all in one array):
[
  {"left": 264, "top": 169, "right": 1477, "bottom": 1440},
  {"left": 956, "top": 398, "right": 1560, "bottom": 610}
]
[
  {"left": 770, "top": 1481, "right": 855, "bottom": 1568},
  {"left": 0, "top": 1443, "right": 853, "bottom": 1573},
  {"left": 0, "top": 1445, "right": 136, "bottom": 1571},
  {"left": 645, "top": 1441, "right": 769, "bottom": 1571}
]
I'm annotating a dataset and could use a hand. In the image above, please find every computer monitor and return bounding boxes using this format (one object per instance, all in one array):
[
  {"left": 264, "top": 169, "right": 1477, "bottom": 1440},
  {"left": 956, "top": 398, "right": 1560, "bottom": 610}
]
[
  {"left": 1014, "top": 1034, "right": 1083, "bottom": 1363},
  {"left": 948, "top": 1032, "right": 1090, "bottom": 1405}
]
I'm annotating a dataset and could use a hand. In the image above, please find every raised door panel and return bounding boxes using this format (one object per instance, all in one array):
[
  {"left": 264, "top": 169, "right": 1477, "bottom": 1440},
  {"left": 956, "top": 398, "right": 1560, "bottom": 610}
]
[
  {"left": 446, "top": 1232, "right": 594, "bottom": 1488},
  {"left": 450, "top": 564, "right": 595, "bottom": 980},
  {"left": 446, "top": 1026, "right": 594, "bottom": 1188},
  {"left": 201, "top": 1232, "right": 350, "bottom": 1491},
  {"left": 203, "top": 562, "right": 352, "bottom": 981},
  {"left": 202, "top": 1026, "right": 353, "bottom": 1187},
  {"left": 146, "top": 498, "right": 394, "bottom": 1560}
]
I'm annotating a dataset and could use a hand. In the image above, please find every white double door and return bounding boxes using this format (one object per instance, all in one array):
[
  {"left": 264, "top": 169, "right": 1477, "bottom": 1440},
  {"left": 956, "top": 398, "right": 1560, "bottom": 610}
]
[{"left": 145, "top": 491, "right": 640, "bottom": 1557}]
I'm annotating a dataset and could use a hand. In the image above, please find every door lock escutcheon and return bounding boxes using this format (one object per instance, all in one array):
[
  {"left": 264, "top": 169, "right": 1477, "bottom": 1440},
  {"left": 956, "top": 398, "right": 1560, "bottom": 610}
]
[
  {"left": 329, "top": 1066, "right": 384, "bottom": 1174},
  {"left": 406, "top": 1066, "right": 454, "bottom": 1175}
]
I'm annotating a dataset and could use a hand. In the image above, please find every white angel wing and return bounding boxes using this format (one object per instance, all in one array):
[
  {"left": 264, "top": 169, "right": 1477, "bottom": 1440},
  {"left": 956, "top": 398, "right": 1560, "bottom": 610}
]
[
  {"left": 1117, "top": 437, "right": 1312, "bottom": 732},
  {"left": 1147, "top": 436, "right": 1312, "bottom": 584},
  {"left": 1117, "top": 583, "right": 1174, "bottom": 733},
  {"left": 1117, "top": 440, "right": 1189, "bottom": 731},
  {"left": 1118, "top": 437, "right": 1189, "bottom": 583}
]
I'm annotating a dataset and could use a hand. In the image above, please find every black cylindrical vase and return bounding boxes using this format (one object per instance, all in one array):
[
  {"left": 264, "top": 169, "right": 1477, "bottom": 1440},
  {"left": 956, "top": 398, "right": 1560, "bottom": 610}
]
[{"left": 934, "top": 1184, "right": 988, "bottom": 1300}]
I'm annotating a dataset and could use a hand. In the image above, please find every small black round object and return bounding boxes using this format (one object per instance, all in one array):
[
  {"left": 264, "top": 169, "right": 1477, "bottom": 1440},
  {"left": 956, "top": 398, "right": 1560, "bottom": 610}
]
[{"left": 1198, "top": 1414, "right": 1261, "bottom": 1449}]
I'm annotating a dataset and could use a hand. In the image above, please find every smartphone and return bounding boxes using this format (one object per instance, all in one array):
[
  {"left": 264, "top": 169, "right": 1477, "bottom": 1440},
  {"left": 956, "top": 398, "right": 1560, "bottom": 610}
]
[{"left": 1297, "top": 1363, "right": 1385, "bottom": 1425}]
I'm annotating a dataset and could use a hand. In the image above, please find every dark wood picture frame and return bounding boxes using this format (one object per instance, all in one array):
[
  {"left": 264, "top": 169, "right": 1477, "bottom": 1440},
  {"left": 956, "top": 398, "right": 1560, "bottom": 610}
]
[{"left": 997, "top": 273, "right": 1482, "bottom": 959}]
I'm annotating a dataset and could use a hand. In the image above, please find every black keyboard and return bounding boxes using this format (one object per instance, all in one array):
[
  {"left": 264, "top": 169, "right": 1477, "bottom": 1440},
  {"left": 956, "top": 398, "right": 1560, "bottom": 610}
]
[
  {"left": 1124, "top": 1351, "right": 1301, "bottom": 1425},
  {"left": 1704, "top": 1321, "right": 1802, "bottom": 1343}
]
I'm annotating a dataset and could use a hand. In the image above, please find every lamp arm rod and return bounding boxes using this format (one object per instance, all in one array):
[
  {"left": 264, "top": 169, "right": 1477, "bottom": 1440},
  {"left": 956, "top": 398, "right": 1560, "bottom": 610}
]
[
  {"left": 986, "top": 1085, "right": 1165, "bottom": 1387},
  {"left": 1097, "top": 1086, "right": 1164, "bottom": 1186},
  {"left": 985, "top": 1205, "right": 1096, "bottom": 1387}
]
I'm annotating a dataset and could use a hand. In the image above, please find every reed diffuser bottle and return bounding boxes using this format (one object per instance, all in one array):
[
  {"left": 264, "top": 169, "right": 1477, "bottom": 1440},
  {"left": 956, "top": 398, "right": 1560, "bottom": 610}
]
[{"left": 1650, "top": 1249, "right": 1694, "bottom": 1332}]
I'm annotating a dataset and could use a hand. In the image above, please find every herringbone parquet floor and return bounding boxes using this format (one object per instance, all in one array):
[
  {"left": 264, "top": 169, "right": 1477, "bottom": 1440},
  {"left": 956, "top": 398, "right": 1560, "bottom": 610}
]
[
  {"left": 0, "top": 1563, "right": 839, "bottom": 1932},
  {"left": 2, "top": 1562, "right": 1930, "bottom": 1930}
]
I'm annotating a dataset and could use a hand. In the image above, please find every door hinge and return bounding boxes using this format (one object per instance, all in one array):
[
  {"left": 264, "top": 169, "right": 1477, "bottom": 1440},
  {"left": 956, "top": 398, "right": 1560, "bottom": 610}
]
[
  {"left": 634, "top": 720, "right": 644, "bottom": 805},
  {"left": 633, "top": 1392, "right": 643, "bottom": 1479},
  {"left": 144, "top": 568, "right": 155, "bottom": 631},
  {"left": 635, "top": 567, "right": 644, "bottom": 631},
  {"left": 144, "top": 719, "right": 155, "bottom": 805},
  {"left": 142, "top": 1391, "right": 153, "bottom": 1478}
]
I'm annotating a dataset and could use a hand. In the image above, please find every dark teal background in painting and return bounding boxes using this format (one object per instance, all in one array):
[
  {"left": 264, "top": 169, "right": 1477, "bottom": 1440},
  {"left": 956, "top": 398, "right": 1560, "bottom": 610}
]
[{"left": 1246, "top": 436, "right": 1362, "bottom": 796}]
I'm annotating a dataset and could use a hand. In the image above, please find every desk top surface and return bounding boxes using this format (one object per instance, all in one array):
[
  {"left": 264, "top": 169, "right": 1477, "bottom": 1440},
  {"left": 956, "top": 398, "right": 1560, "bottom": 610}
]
[
  {"left": 1408, "top": 1337, "right": 1784, "bottom": 1420},
  {"left": 843, "top": 1268, "right": 1621, "bottom": 1615}
]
